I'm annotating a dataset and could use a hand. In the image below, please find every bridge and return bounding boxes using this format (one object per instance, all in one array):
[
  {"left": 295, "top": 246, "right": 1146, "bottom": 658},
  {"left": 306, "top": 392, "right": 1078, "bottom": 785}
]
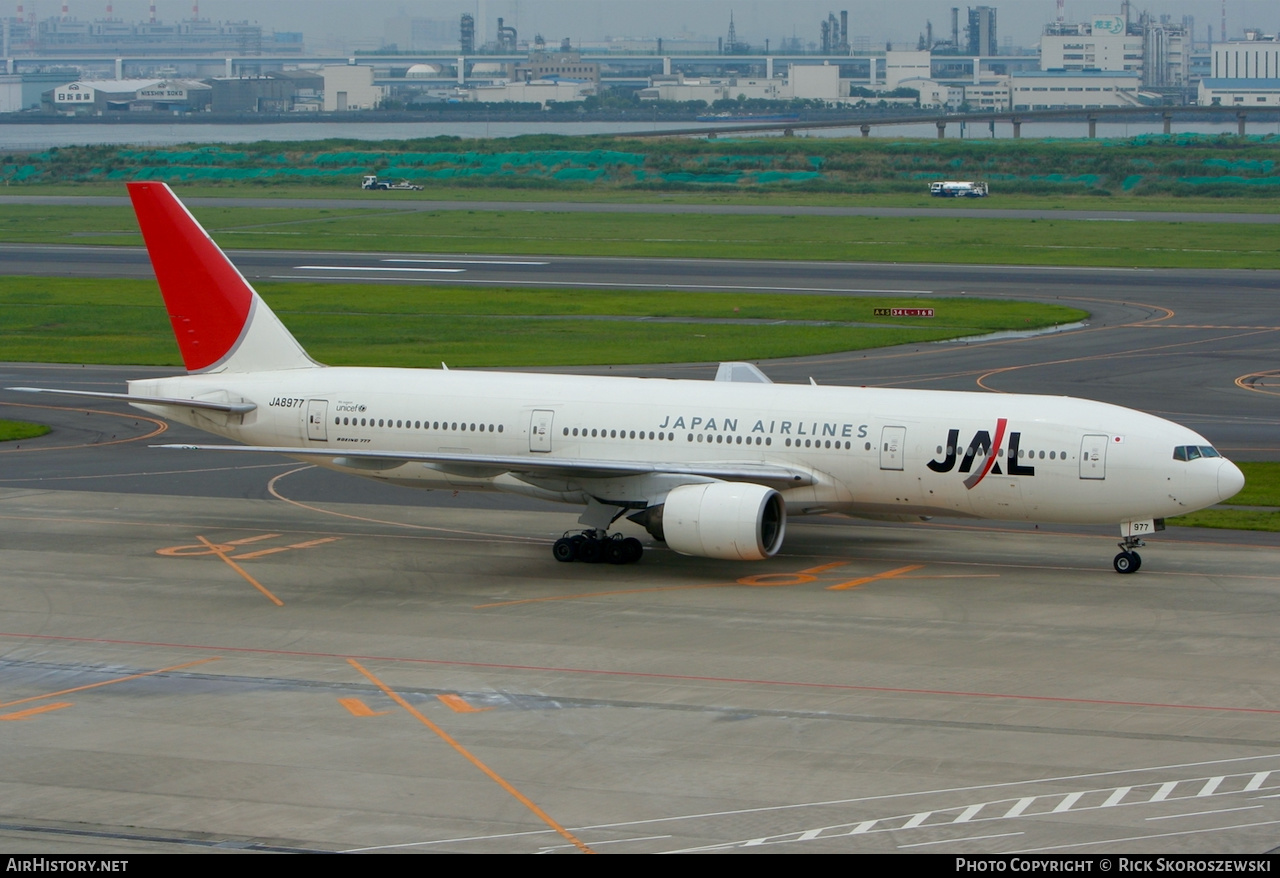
[{"left": 626, "top": 104, "right": 1280, "bottom": 139}]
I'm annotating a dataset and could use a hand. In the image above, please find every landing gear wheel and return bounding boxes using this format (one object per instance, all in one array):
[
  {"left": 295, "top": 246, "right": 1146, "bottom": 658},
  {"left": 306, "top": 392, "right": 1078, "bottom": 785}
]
[
  {"left": 621, "top": 537, "right": 643, "bottom": 564},
  {"left": 552, "top": 538, "right": 577, "bottom": 563},
  {"left": 577, "top": 537, "right": 603, "bottom": 564},
  {"left": 1113, "top": 551, "right": 1139, "bottom": 574},
  {"left": 605, "top": 539, "right": 628, "bottom": 565}
]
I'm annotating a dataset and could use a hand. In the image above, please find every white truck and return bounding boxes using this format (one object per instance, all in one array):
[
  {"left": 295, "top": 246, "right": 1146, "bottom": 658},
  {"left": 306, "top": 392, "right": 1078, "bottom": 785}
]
[
  {"left": 361, "top": 175, "right": 423, "bottom": 191},
  {"left": 929, "top": 180, "right": 989, "bottom": 198}
]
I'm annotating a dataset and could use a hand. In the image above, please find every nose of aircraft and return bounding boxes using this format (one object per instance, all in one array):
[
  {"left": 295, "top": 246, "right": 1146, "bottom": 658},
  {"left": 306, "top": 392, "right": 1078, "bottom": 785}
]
[{"left": 1218, "top": 459, "right": 1246, "bottom": 502}]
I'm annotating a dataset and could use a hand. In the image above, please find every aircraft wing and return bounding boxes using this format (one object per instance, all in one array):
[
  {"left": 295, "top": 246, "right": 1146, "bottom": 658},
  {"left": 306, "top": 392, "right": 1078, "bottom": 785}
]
[{"left": 153, "top": 443, "right": 814, "bottom": 489}]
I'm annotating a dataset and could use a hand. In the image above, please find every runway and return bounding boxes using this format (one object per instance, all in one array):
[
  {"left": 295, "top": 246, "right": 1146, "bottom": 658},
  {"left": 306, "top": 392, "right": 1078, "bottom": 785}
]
[{"left": 2, "top": 253, "right": 1279, "bottom": 854}]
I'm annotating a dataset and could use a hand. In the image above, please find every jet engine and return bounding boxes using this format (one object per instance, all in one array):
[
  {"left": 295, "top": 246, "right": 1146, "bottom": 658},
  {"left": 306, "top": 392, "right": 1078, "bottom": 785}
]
[{"left": 637, "top": 482, "right": 785, "bottom": 561}]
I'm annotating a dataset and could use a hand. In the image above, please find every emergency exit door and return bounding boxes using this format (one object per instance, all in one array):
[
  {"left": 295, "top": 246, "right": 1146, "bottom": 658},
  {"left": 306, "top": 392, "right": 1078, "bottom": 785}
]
[
  {"left": 1080, "top": 434, "right": 1108, "bottom": 479},
  {"left": 880, "top": 425, "right": 906, "bottom": 471},
  {"left": 306, "top": 399, "right": 328, "bottom": 441},
  {"left": 529, "top": 409, "right": 554, "bottom": 452}
]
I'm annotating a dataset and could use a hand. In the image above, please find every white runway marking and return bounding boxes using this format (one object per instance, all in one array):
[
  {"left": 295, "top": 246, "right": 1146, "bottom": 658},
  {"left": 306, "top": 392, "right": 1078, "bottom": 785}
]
[
  {"left": 269, "top": 274, "right": 933, "bottom": 294},
  {"left": 382, "top": 258, "right": 550, "bottom": 266},
  {"left": 1147, "top": 805, "right": 1264, "bottom": 821},
  {"left": 293, "top": 265, "right": 465, "bottom": 273}
]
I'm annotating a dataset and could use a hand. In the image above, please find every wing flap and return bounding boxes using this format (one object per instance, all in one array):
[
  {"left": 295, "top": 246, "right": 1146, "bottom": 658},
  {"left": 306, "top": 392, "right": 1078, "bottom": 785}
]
[{"left": 154, "top": 443, "right": 814, "bottom": 487}]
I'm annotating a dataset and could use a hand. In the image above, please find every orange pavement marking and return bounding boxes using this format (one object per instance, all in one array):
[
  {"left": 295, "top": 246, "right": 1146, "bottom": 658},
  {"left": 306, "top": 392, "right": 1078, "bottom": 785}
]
[
  {"left": 267, "top": 466, "right": 542, "bottom": 543},
  {"left": 195, "top": 536, "right": 285, "bottom": 606},
  {"left": 157, "top": 533, "right": 281, "bottom": 557},
  {"left": 347, "top": 659, "right": 594, "bottom": 854},
  {"left": 437, "top": 693, "right": 494, "bottom": 714},
  {"left": 478, "top": 560, "right": 855, "bottom": 608},
  {"left": 476, "top": 581, "right": 739, "bottom": 609},
  {"left": 339, "top": 697, "right": 390, "bottom": 717},
  {"left": 233, "top": 537, "right": 342, "bottom": 560},
  {"left": 0, "top": 702, "right": 73, "bottom": 721},
  {"left": 827, "top": 564, "right": 926, "bottom": 591},
  {"left": 0, "top": 401, "right": 167, "bottom": 454},
  {"left": 0, "top": 657, "right": 220, "bottom": 710}
]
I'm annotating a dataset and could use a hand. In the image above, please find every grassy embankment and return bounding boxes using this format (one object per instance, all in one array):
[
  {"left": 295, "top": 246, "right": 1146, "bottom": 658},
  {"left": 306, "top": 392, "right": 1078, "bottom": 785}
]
[
  {"left": 1, "top": 204, "right": 1278, "bottom": 268},
  {"left": 8, "top": 180, "right": 1280, "bottom": 214},
  {"left": 1169, "top": 463, "right": 1280, "bottom": 532},
  {"left": 0, "top": 277, "right": 1084, "bottom": 368},
  {"left": 5, "top": 134, "right": 1278, "bottom": 201}
]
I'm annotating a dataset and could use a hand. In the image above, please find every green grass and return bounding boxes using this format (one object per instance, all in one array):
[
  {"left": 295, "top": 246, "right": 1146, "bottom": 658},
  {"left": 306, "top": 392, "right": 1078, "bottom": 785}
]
[
  {"left": 1168, "top": 462, "right": 1280, "bottom": 532},
  {"left": 0, "top": 419, "right": 51, "bottom": 442},
  {"left": 10, "top": 180, "right": 1280, "bottom": 213},
  {"left": 0, "top": 277, "right": 1086, "bottom": 368},
  {"left": 2, "top": 204, "right": 1278, "bottom": 268}
]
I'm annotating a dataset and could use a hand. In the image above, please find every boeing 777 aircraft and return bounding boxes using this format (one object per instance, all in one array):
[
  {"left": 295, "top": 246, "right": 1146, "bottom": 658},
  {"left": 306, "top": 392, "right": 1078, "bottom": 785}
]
[{"left": 12, "top": 183, "right": 1245, "bottom": 573}]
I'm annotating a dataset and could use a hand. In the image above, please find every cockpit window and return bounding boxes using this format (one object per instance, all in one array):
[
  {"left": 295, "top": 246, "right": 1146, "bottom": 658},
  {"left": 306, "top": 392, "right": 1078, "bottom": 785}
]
[{"left": 1173, "top": 445, "right": 1220, "bottom": 461}]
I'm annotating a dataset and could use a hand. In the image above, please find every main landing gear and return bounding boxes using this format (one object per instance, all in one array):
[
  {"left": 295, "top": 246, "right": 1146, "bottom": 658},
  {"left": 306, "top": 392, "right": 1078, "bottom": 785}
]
[
  {"left": 1113, "top": 536, "right": 1145, "bottom": 574},
  {"left": 553, "top": 531, "right": 644, "bottom": 565}
]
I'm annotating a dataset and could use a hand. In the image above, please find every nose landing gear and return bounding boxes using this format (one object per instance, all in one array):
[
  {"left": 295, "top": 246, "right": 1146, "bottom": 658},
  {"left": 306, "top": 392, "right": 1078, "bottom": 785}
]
[{"left": 1113, "top": 535, "right": 1145, "bottom": 574}]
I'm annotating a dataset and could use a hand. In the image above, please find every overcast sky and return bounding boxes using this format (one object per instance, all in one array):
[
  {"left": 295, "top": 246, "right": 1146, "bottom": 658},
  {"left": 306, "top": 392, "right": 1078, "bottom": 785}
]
[{"left": 20, "top": 1, "right": 1280, "bottom": 50}]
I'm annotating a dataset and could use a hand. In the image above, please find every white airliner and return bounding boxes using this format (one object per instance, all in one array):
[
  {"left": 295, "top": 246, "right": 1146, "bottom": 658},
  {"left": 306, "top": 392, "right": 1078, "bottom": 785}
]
[{"left": 12, "top": 183, "right": 1245, "bottom": 573}]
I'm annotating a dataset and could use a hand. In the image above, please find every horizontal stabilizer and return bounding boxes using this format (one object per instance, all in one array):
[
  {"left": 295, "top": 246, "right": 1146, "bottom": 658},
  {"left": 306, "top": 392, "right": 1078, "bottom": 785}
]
[
  {"left": 714, "top": 362, "right": 772, "bottom": 384},
  {"left": 8, "top": 387, "right": 256, "bottom": 414}
]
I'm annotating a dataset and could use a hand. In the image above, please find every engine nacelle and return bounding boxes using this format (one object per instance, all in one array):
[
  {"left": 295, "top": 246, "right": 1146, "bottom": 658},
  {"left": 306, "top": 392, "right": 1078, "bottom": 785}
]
[{"left": 659, "top": 482, "right": 786, "bottom": 561}]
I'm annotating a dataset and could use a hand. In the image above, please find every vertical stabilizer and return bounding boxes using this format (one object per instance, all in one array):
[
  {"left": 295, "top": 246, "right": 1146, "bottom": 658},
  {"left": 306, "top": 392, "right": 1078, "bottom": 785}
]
[{"left": 127, "top": 182, "right": 318, "bottom": 373}]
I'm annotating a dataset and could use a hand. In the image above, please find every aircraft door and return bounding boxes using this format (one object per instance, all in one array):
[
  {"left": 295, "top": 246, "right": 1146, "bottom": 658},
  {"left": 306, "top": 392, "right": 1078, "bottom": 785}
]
[
  {"left": 306, "top": 399, "right": 328, "bottom": 441},
  {"left": 880, "top": 425, "right": 906, "bottom": 471},
  {"left": 529, "top": 409, "right": 554, "bottom": 453},
  {"left": 1080, "top": 434, "right": 1107, "bottom": 479}
]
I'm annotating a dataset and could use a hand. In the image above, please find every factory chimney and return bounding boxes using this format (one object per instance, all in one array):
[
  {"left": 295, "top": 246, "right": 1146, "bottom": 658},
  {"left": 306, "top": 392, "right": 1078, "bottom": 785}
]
[
  {"left": 840, "top": 10, "right": 848, "bottom": 51},
  {"left": 149, "top": 3, "right": 157, "bottom": 24},
  {"left": 951, "top": 8, "right": 959, "bottom": 47}
]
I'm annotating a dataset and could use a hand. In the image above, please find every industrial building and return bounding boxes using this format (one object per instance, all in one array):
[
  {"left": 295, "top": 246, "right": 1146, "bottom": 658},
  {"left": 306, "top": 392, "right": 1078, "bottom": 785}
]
[
  {"left": 321, "top": 65, "right": 384, "bottom": 112},
  {"left": 639, "top": 64, "right": 843, "bottom": 104},
  {"left": 967, "top": 6, "right": 998, "bottom": 56},
  {"left": 1199, "top": 78, "right": 1280, "bottom": 106},
  {"left": 47, "top": 76, "right": 210, "bottom": 111},
  {"left": 514, "top": 47, "right": 600, "bottom": 88},
  {"left": 1212, "top": 34, "right": 1280, "bottom": 79},
  {"left": 209, "top": 70, "right": 322, "bottom": 113},
  {"left": 467, "top": 79, "right": 595, "bottom": 108},
  {"left": 2, "top": 4, "right": 298, "bottom": 56},
  {"left": 1009, "top": 70, "right": 1142, "bottom": 110}
]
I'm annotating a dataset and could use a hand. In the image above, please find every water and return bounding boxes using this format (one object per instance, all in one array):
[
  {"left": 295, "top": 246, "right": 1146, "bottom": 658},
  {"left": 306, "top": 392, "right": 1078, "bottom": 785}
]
[{"left": 2, "top": 118, "right": 1277, "bottom": 150}]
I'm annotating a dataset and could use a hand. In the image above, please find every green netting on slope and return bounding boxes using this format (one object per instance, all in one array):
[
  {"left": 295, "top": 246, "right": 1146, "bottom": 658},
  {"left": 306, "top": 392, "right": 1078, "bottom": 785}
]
[
  {"left": 308, "top": 149, "right": 646, "bottom": 169},
  {"left": 1176, "top": 175, "right": 1280, "bottom": 186},
  {"left": 752, "top": 171, "right": 824, "bottom": 183},
  {"left": 1202, "top": 157, "right": 1276, "bottom": 174}
]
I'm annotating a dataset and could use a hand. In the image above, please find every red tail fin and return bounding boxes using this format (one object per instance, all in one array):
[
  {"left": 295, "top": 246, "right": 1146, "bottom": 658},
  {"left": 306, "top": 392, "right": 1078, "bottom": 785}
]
[{"left": 128, "top": 182, "right": 315, "bottom": 373}]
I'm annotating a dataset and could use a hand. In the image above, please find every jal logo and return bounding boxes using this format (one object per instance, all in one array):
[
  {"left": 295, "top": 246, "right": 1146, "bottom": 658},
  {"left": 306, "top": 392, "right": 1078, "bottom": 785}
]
[{"left": 926, "top": 418, "right": 1035, "bottom": 488}]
